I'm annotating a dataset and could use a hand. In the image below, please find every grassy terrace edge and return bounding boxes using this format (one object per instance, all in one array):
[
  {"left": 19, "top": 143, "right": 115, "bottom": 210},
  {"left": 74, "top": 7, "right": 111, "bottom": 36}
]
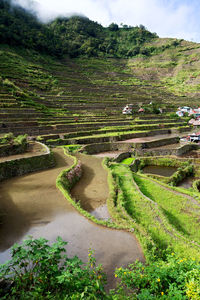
[
  {"left": 55, "top": 147, "right": 159, "bottom": 262},
  {"left": 110, "top": 162, "right": 200, "bottom": 261}
]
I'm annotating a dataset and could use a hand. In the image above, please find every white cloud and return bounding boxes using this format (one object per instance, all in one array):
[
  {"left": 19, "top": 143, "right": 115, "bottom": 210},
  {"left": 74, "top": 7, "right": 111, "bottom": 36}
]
[{"left": 12, "top": 0, "right": 200, "bottom": 42}]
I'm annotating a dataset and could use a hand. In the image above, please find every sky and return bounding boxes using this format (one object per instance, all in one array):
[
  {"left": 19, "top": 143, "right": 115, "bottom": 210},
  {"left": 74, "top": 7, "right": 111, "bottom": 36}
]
[{"left": 13, "top": 0, "right": 200, "bottom": 42}]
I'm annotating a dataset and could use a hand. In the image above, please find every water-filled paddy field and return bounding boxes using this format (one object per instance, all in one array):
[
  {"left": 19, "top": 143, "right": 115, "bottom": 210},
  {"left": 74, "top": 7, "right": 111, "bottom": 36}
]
[
  {"left": 0, "top": 148, "right": 144, "bottom": 288},
  {"left": 143, "top": 165, "right": 177, "bottom": 177}
]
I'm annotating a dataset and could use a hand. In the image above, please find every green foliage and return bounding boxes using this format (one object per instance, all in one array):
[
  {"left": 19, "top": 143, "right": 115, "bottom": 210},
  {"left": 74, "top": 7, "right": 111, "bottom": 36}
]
[
  {"left": 0, "top": 237, "right": 107, "bottom": 299},
  {"left": 0, "top": 0, "right": 157, "bottom": 58},
  {"left": 169, "top": 165, "right": 194, "bottom": 186},
  {"left": 64, "top": 145, "right": 82, "bottom": 153},
  {"left": 114, "top": 253, "right": 200, "bottom": 299},
  {"left": 0, "top": 0, "right": 62, "bottom": 57},
  {"left": 1, "top": 236, "right": 199, "bottom": 299},
  {"left": 168, "top": 112, "right": 179, "bottom": 119},
  {"left": 121, "top": 157, "right": 135, "bottom": 165},
  {"left": 13, "top": 134, "right": 27, "bottom": 146},
  {"left": 108, "top": 23, "right": 119, "bottom": 32},
  {"left": 0, "top": 132, "right": 14, "bottom": 144},
  {"left": 0, "top": 133, "right": 27, "bottom": 146},
  {"left": 192, "top": 179, "right": 200, "bottom": 192}
]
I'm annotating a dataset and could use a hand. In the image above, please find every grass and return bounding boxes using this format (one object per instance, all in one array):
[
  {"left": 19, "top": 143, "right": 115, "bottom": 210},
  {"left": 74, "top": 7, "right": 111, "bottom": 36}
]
[
  {"left": 67, "top": 126, "right": 187, "bottom": 141},
  {"left": 109, "top": 163, "right": 200, "bottom": 260},
  {"left": 121, "top": 157, "right": 135, "bottom": 164},
  {"left": 133, "top": 174, "right": 200, "bottom": 244},
  {"left": 126, "top": 38, "right": 200, "bottom": 102},
  {"left": 63, "top": 145, "right": 82, "bottom": 153},
  {"left": 2, "top": 41, "right": 200, "bottom": 138}
]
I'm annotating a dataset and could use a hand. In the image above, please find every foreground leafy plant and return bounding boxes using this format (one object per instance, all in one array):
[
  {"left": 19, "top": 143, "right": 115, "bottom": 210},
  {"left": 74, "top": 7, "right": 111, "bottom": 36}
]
[
  {"left": 114, "top": 253, "right": 200, "bottom": 299},
  {"left": 0, "top": 237, "right": 107, "bottom": 299}
]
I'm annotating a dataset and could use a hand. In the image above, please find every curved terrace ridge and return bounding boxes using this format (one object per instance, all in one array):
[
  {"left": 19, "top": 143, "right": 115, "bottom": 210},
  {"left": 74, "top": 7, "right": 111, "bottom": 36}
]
[{"left": 0, "top": 147, "right": 144, "bottom": 288}]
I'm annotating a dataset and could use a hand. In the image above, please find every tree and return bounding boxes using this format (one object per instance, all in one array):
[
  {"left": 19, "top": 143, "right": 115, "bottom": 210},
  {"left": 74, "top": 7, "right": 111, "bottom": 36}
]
[{"left": 108, "top": 23, "right": 119, "bottom": 31}]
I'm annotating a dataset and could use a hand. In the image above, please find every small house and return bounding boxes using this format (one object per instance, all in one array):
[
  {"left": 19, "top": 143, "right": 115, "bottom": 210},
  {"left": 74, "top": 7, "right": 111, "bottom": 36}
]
[{"left": 189, "top": 132, "right": 200, "bottom": 142}]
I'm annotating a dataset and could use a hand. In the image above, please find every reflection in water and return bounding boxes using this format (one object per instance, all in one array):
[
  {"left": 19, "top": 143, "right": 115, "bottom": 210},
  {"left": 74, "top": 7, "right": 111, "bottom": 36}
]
[
  {"left": 178, "top": 177, "right": 194, "bottom": 189},
  {"left": 91, "top": 204, "right": 110, "bottom": 220},
  {"left": 71, "top": 153, "right": 109, "bottom": 212},
  {"left": 143, "top": 165, "right": 177, "bottom": 177},
  {"left": 0, "top": 148, "right": 144, "bottom": 289}
]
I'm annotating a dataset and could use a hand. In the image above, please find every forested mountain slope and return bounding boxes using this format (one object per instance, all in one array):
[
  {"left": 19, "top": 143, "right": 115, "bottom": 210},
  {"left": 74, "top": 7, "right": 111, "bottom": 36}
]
[{"left": 0, "top": 0, "right": 200, "bottom": 121}]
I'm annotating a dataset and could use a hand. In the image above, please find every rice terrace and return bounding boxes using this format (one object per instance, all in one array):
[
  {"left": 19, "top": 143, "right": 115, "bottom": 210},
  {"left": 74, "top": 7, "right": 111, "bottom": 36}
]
[{"left": 1, "top": 0, "right": 200, "bottom": 299}]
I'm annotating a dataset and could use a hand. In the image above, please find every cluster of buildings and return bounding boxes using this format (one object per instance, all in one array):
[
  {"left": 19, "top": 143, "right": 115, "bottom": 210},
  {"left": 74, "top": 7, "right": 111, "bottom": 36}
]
[
  {"left": 176, "top": 106, "right": 200, "bottom": 126},
  {"left": 176, "top": 106, "right": 200, "bottom": 143},
  {"left": 181, "top": 132, "right": 200, "bottom": 143},
  {"left": 122, "top": 104, "right": 145, "bottom": 114},
  {"left": 122, "top": 103, "right": 161, "bottom": 115}
]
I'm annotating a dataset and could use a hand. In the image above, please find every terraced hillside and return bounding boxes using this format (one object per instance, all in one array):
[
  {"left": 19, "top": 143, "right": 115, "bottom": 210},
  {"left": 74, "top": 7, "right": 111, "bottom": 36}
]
[
  {"left": 129, "top": 38, "right": 200, "bottom": 100},
  {"left": 0, "top": 43, "right": 197, "bottom": 141}
]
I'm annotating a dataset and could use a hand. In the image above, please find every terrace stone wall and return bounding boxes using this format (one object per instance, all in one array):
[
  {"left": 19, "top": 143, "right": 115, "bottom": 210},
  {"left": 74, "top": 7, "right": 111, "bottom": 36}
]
[
  {"left": 135, "top": 137, "right": 179, "bottom": 150},
  {"left": 0, "top": 143, "right": 28, "bottom": 157},
  {"left": 80, "top": 142, "right": 133, "bottom": 154},
  {"left": 135, "top": 143, "right": 199, "bottom": 157},
  {"left": 0, "top": 142, "right": 55, "bottom": 182},
  {"left": 114, "top": 152, "right": 132, "bottom": 162}
]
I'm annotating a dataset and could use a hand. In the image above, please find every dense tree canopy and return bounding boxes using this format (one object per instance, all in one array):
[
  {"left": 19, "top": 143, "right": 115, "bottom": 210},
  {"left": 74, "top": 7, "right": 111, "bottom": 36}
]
[{"left": 0, "top": 0, "right": 158, "bottom": 58}]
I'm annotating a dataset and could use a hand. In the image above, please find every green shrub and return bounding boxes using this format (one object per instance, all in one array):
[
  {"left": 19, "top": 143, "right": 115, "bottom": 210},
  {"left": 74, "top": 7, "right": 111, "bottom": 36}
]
[
  {"left": 13, "top": 134, "right": 28, "bottom": 146},
  {"left": 114, "top": 253, "right": 200, "bottom": 299},
  {"left": 0, "top": 237, "right": 107, "bottom": 300},
  {"left": 192, "top": 179, "right": 200, "bottom": 192},
  {"left": 0, "top": 132, "right": 14, "bottom": 144},
  {"left": 2, "top": 78, "right": 17, "bottom": 90},
  {"left": 169, "top": 165, "right": 194, "bottom": 186},
  {"left": 64, "top": 145, "right": 82, "bottom": 153},
  {"left": 0, "top": 133, "right": 27, "bottom": 146}
]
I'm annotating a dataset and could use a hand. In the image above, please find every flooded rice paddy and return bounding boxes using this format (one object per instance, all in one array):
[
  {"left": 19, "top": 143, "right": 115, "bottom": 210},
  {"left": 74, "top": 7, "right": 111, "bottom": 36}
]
[
  {"left": 143, "top": 165, "right": 177, "bottom": 177},
  {"left": 178, "top": 177, "right": 194, "bottom": 189},
  {"left": 0, "top": 148, "right": 144, "bottom": 288}
]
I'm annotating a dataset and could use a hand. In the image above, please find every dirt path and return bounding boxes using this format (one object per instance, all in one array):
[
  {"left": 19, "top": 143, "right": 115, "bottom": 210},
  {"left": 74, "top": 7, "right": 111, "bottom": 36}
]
[{"left": 0, "top": 148, "right": 144, "bottom": 289}]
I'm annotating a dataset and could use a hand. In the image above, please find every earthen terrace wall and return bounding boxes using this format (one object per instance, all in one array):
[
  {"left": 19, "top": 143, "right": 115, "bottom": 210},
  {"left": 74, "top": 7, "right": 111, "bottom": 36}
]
[{"left": 0, "top": 142, "right": 55, "bottom": 182}]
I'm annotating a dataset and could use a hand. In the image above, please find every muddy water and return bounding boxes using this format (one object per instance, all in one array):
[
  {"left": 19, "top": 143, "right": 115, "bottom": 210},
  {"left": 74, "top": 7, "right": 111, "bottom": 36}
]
[
  {"left": 0, "top": 148, "right": 144, "bottom": 288},
  {"left": 94, "top": 151, "right": 123, "bottom": 158},
  {"left": 178, "top": 177, "right": 200, "bottom": 189},
  {"left": 178, "top": 177, "right": 194, "bottom": 189},
  {"left": 71, "top": 153, "right": 110, "bottom": 218},
  {"left": 90, "top": 204, "right": 111, "bottom": 220},
  {"left": 143, "top": 165, "right": 177, "bottom": 177}
]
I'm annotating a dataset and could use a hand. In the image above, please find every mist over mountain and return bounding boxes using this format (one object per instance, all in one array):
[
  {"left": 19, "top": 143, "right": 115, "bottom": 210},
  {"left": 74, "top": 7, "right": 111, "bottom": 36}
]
[{"left": 0, "top": 0, "right": 158, "bottom": 57}]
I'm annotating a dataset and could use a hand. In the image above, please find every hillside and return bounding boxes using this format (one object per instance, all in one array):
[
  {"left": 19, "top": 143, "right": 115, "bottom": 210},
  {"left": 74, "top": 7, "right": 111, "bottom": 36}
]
[
  {"left": 0, "top": 0, "right": 157, "bottom": 58},
  {"left": 1, "top": 3, "right": 200, "bottom": 299},
  {"left": 129, "top": 38, "right": 200, "bottom": 97},
  {"left": 0, "top": 0, "right": 200, "bottom": 138}
]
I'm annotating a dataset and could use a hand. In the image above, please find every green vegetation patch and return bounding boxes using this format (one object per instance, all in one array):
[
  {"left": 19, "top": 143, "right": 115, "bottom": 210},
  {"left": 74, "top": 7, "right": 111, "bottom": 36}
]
[
  {"left": 0, "top": 237, "right": 107, "bottom": 299},
  {"left": 64, "top": 145, "right": 82, "bottom": 153},
  {"left": 121, "top": 157, "right": 135, "bottom": 165},
  {"left": 133, "top": 174, "right": 200, "bottom": 244},
  {"left": 114, "top": 253, "right": 200, "bottom": 299},
  {"left": 110, "top": 163, "right": 200, "bottom": 260}
]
